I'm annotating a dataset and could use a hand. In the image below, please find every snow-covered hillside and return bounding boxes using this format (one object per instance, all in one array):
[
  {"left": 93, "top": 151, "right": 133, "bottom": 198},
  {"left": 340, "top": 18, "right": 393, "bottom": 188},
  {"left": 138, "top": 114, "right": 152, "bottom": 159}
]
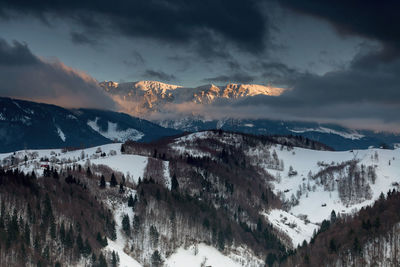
[
  {"left": 2, "top": 131, "right": 399, "bottom": 264},
  {"left": 262, "top": 209, "right": 318, "bottom": 248},
  {"left": 0, "top": 141, "right": 268, "bottom": 266},
  {"left": 170, "top": 131, "right": 400, "bottom": 248},
  {"left": 0, "top": 143, "right": 149, "bottom": 184},
  {"left": 247, "top": 144, "right": 400, "bottom": 247},
  {"left": 165, "top": 243, "right": 264, "bottom": 267}
]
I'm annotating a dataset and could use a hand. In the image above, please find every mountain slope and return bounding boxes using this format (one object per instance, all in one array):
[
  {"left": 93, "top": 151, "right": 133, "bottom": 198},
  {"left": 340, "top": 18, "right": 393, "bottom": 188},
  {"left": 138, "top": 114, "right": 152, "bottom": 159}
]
[
  {"left": 73, "top": 108, "right": 181, "bottom": 143},
  {"left": 0, "top": 97, "right": 181, "bottom": 152},
  {"left": 0, "top": 97, "right": 110, "bottom": 152},
  {"left": 282, "top": 190, "right": 400, "bottom": 267},
  {"left": 100, "top": 80, "right": 400, "bottom": 151},
  {"left": 0, "top": 130, "right": 399, "bottom": 266},
  {"left": 161, "top": 131, "right": 400, "bottom": 250},
  {"left": 159, "top": 118, "right": 400, "bottom": 151}
]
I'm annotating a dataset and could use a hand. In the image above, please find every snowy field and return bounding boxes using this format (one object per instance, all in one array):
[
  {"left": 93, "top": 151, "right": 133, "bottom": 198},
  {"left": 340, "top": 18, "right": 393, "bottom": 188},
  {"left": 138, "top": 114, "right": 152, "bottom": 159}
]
[
  {"left": 263, "top": 209, "right": 318, "bottom": 248},
  {"left": 165, "top": 243, "right": 242, "bottom": 267},
  {"left": 0, "top": 143, "right": 149, "bottom": 183}
]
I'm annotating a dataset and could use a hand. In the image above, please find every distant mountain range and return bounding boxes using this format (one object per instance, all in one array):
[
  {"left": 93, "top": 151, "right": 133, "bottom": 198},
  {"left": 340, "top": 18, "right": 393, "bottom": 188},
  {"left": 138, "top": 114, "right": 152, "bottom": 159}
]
[
  {"left": 158, "top": 117, "right": 400, "bottom": 151},
  {"left": 99, "top": 80, "right": 400, "bottom": 151},
  {"left": 0, "top": 97, "right": 180, "bottom": 152},
  {"left": 99, "top": 80, "right": 284, "bottom": 116},
  {"left": 0, "top": 95, "right": 399, "bottom": 152}
]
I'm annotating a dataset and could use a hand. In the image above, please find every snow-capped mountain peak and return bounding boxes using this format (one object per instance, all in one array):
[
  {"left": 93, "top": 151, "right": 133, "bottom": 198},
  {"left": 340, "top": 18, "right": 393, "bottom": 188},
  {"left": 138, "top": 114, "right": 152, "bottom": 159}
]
[
  {"left": 100, "top": 80, "right": 286, "bottom": 115},
  {"left": 134, "top": 80, "right": 182, "bottom": 92},
  {"left": 222, "top": 83, "right": 285, "bottom": 97}
]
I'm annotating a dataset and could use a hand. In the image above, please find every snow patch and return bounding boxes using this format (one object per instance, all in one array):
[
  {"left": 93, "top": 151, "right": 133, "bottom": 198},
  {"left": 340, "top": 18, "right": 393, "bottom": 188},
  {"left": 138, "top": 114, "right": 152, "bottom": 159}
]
[
  {"left": 105, "top": 239, "right": 142, "bottom": 267},
  {"left": 165, "top": 243, "right": 242, "bottom": 267},
  {"left": 56, "top": 126, "right": 66, "bottom": 142},
  {"left": 263, "top": 209, "right": 318, "bottom": 248},
  {"left": 163, "top": 161, "right": 172, "bottom": 190},
  {"left": 104, "top": 189, "right": 142, "bottom": 267},
  {"left": 87, "top": 117, "right": 144, "bottom": 142},
  {"left": 90, "top": 154, "right": 148, "bottom": 184},
  {"left": 67, "top": 114, "right": 77, "bottom": 120},
  {"left": 290, "top": 127, "right": 364, "bottom": 140}
]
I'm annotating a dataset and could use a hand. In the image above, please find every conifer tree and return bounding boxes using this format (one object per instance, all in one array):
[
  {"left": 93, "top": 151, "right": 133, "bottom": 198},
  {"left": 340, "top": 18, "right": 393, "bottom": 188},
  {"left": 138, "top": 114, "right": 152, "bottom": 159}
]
[
  {"left": 98, "top": 252, "right": 108, "bottom": 267},
  {"left": 65, "top": 225, "right": 74, "bottom": 249},
  {"left": 330, "top": 210, "right": 337, "bottom": 223},
  {"left": 122, "top": 214, "right": 131, "bottom": 236},
  {"left": 128, "top": 194, "right": 135, "bottom": 207},
  {"left": 83, "top": 238, "right": 92, "bottom": 256},
  {"left": 151, "top": 250, "right": 163, "bottom": 267},
  {"left": 171, "top": 174, "right": 179, "bottom": 191},
  {"left": 119, "top": 182, "right": 124, "bottom": 193},
  {"left": 24, "top": 222, "right": 30, "bottom": 245},
  {"left": 76, "top": 233, "right": 84, "bottom": 254},
  {"left": 110, "top": 173, "right": 117, "bottom": 187},
  {"left": 111, "top": 251, "right": 118, "bottom": 267},
  {"left": 86, "top": 166, "right": 92, "bottom": 176},
  {"left": 60, "top": 222, "right": 66, "bottom": 245},
  {"left": 100, "top": 175, "right": 106, "bottom": 188}
]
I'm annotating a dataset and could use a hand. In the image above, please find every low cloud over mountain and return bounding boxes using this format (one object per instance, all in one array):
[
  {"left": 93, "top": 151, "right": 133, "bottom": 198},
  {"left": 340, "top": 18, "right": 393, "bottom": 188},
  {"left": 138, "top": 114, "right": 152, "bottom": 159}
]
[{"left": 0, "top": 39, "right": 115, "bottom": 109}]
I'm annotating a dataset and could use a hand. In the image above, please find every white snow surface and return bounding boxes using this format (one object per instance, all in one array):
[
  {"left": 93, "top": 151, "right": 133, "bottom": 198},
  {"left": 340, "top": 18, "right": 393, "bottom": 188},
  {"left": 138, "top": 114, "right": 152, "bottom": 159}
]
[
  {"left": 104, "top": 188, "right": 143, "bottom": 267},
  {"left": 263, "top": 209, "right": 318, "bottom": 248},
  {"left": 165, "top": 243, "right": 242, "bottom": 267},
  {"left": 247, "top": 146, "right": 400, "bottom": 223},
  {"left": 105, "top": 239, "right": 142, "bottom": 267},
  {"left": 90, "top": 154, "right": 148, "bottom": 184},
  {"left": 289, "top": 126, "right": 364, "bottom": 140},
  {"left": 0, "top": 143, "right": 149, "bottom": 182},
  {"left": 56, "top": 126, "right": 66, "bottom": 142},
  {"left": 87, "top": 117, "right": 144, "bottom": 142}
]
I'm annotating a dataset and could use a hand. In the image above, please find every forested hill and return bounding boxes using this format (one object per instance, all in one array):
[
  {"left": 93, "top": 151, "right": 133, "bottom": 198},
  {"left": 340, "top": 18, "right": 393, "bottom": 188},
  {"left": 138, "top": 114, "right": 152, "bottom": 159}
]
[{"left": 282, "top": 190, "right": 400, "bottom": 267}]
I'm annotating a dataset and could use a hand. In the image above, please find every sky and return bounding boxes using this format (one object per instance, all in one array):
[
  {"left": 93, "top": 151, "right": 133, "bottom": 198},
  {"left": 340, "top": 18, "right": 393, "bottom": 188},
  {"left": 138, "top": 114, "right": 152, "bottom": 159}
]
[{"left": 0, "top": 0, "right": 399, "bottom": 132}]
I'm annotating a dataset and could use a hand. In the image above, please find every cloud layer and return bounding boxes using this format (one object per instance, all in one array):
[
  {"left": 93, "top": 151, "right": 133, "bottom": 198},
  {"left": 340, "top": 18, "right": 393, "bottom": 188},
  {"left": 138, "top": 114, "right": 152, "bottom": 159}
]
[
  {"left": 0, "top": 0, "right": 268, "bottom": 53},
  {"left": 279, "top": 0, "right": 400, "bottom": 53},
  {"left": 0, "top": 39, "right": 115, "bottom": 109},
  {"left": 0, "top": 1, "right": 398, "bottom": 132}
]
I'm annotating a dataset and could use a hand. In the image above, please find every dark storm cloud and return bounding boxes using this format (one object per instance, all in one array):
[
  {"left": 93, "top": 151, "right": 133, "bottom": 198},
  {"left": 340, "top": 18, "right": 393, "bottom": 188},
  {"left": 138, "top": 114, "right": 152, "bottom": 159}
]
[
  {"left": 143, "top": 70, "right": 176, "bottom": 82},
  {"left": 0, "top": 0, "right": 268, "bottom": 53},
  {"left": 203, "top": 73, "right": 256, "bottom": 84},
  {"left": 279, "top": 0, "right": 400, "bottom": 55},
  {"left": 209, "top": 1, "right": 400, "bottom": 129},
  {"left": 0, "top": 39, "right": 115, "bottom": 109},
  {"left": 254, "top": 61, "right": 301, "bottom": 85},
  {"left": 70, "top": 31, "right": 98, "bottom": 46},
  {"left": 228, "top": 48, "right": 400, "bottom": 128},
  {"left": 123, "top": 51, "right": 145, "bottom": 67},
  {"left": 0, "top": 39, "right": 38, "bottom": 65},
  {"left": 257, "top": 0, "right": 400, "bottom": 120}
]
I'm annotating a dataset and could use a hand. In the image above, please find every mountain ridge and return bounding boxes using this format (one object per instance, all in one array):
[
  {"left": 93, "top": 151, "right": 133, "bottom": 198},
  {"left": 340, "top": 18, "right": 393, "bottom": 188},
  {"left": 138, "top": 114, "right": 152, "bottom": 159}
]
[
  {"left": 0, "top": 97, "right": 181, "bottom": 152},
  {"left": 99, "top": 80, "right": 285, "bottom": 115}
]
